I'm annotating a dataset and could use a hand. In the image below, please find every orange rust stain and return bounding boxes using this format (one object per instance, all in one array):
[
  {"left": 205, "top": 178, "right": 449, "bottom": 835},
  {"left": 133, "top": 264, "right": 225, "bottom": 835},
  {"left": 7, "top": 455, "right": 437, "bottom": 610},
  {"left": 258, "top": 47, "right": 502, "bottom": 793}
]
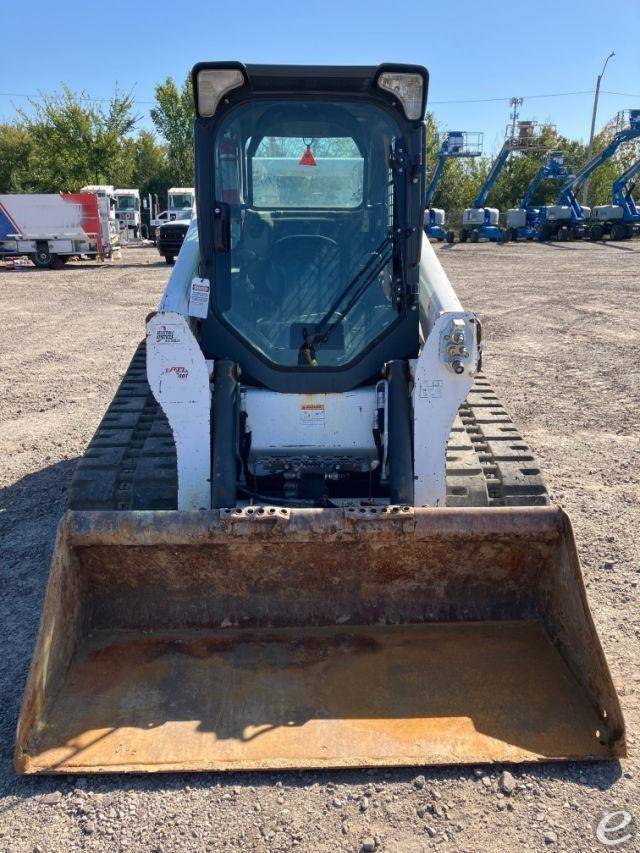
[{"left": 21, "top": 622, "right": 616, "bottom": 773}]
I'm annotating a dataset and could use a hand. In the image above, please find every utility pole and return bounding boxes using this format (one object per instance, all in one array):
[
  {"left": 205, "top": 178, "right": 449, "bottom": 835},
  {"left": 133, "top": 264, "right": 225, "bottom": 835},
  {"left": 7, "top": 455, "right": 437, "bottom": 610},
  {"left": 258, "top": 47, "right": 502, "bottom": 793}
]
[
  {"left": 582, "top": 51, "right": 615, "bottom": 205},
  {"left": 509, "top": 97, "right": 523, "bottom": 141}
]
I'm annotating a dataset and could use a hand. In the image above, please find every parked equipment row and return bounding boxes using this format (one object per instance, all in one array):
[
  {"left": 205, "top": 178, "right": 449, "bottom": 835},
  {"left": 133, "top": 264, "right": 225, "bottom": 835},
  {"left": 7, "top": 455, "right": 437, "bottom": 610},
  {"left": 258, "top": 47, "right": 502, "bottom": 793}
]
[{"left": 425, "top": 109, "right": 640, "bottom": 245}]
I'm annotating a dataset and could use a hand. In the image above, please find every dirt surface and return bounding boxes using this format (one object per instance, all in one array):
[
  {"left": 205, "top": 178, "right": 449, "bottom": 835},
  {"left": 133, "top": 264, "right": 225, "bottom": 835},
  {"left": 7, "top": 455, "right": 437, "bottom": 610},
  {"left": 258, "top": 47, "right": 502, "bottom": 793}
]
[{"left": 0, "top": 242, "right": 638, "bottom": 852}]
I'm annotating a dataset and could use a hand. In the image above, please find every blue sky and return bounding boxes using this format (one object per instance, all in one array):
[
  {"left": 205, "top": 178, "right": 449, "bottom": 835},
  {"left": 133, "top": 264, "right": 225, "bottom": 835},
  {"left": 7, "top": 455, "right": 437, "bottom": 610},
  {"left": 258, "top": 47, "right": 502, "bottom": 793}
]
[{"left": 2, "top": 0, "right": 639, "bottom": 154}]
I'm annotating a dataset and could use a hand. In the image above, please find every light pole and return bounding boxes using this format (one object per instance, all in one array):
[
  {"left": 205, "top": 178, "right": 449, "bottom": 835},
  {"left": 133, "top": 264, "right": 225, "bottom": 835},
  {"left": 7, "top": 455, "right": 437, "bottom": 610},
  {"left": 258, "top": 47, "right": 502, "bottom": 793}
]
[{"left": 582, "top": 51, "right": 615, "bottom": 205}]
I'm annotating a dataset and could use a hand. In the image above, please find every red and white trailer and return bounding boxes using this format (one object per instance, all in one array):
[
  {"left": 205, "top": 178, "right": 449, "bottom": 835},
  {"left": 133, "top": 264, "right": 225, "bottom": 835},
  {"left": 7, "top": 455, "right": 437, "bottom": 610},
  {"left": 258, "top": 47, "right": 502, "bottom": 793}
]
[{"left": 0, "top": 193, "right": 109, "bottom": 268}]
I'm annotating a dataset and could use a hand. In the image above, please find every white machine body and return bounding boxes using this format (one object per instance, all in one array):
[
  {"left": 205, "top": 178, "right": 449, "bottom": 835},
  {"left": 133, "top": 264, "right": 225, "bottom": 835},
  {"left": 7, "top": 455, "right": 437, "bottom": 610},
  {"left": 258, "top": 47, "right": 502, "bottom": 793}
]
[
  {"left": 463, "top": 207, "right": 499, "bottom": 226},
  {"left": 506, "top": 208, "right": 527, "bottom": 228},
  {"left": 544, "top": 205, "right": 571, "bottom": 222},
  {"left": 148, "top": 223, "right": 478, "bottom": 510},
  {"left": 244, "top": 388, "right": 380, "bottom": 477},
  {"left": 592, "top": 204, "right": 624, "bottom": 221},
  {"left": 429, "top": 208, "right": 445, "bottom": 226}
]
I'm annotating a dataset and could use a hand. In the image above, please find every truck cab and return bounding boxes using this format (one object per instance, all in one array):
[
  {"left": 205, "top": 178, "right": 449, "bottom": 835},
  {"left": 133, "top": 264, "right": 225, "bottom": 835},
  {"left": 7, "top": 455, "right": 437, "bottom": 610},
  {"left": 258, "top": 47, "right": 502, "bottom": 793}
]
[
  {"left": 167, "top": 187, "right": 195, "bottom": 220},
  {"left": 114, "top": 188, "right": 141, "bottom": 239}
]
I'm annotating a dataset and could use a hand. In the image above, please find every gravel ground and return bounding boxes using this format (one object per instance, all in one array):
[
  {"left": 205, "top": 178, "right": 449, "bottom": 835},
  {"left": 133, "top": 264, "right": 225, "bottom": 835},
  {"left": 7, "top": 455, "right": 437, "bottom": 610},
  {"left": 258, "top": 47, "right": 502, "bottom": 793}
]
[{"left": 0, "top": 241, "right": 638, "bottom": 852}]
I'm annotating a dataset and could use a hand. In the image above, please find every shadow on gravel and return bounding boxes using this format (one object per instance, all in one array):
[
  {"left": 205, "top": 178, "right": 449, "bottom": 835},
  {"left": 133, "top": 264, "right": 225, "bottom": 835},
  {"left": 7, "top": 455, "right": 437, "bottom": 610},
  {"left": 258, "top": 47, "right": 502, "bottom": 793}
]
[
  {"left": 2, "top": 759, "right": 623, "bottom": 808},
  {"left": 537, "top": 242, "right": 578, "bottom": 251},
  {"left": 0, "top": 458, "right": 78, "bottom": 793},
  {"left": 596, "top": 242, "right": 640, "bottom": 253}
]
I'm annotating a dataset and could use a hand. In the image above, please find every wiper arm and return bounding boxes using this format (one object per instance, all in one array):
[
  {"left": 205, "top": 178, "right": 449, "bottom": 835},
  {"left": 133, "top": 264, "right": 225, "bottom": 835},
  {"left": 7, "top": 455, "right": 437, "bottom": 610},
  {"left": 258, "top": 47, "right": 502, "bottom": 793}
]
[{"left": 298, "top": 236, "right": 393, "bottom": 365}]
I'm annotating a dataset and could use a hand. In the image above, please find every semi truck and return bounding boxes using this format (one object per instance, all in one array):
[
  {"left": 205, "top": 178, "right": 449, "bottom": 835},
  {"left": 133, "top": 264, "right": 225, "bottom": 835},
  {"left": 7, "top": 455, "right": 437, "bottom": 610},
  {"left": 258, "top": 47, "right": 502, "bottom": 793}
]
[
  {"left": 114, "top": 188, "right": 141, "bottom": 240},
  {"left": 0, "top": 193, "right": 110, "bottom": 268},
  {"left": 167, "top": 186, "right": 195, "bottom": 219},
  {"left": 149, "top": 189, "right": 196, "bottom": 242}
]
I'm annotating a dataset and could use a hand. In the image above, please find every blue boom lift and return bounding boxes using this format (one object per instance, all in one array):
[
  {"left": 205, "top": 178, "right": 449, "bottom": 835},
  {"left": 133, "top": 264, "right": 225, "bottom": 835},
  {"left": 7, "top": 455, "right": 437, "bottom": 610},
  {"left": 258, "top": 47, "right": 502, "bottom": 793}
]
[
  {"left": 590, "top": 154, "right": 640, "bottom": 240},
  {"left": 541, "top": 109, "right": 640, "bottom": 241},
  {"left": 424, "top": 131, "right": 482, "bottom": 243},
  {"left": 506, "top": 152, "right": 573, "bottom": 242},
  {"left": 460, "top": 117, "right": 545, "bottom": 243}
]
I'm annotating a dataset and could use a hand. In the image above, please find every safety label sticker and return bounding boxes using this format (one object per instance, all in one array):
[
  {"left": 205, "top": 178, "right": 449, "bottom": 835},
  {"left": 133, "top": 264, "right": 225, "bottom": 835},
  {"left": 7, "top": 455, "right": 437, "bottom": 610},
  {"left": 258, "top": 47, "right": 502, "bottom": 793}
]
[
  {"left": 300, "top": 404, "right": 325, "bottom": 426},
  {"left": 189, "top": 277, "right": 211, "bottom": 319},
  {"left": 419, "top": 380, "right": 443, "bottom": 399}
]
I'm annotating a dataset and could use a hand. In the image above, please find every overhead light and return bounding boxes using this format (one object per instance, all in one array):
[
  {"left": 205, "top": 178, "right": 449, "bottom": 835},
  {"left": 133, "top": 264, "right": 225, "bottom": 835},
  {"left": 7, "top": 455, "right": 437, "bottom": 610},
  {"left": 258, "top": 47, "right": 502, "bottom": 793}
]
[
  {"left": 196, "top": 68, "right": 245, "bottom": 117},
  {"left": 377, "top": 71, "right": 424, "bottom": 120}
]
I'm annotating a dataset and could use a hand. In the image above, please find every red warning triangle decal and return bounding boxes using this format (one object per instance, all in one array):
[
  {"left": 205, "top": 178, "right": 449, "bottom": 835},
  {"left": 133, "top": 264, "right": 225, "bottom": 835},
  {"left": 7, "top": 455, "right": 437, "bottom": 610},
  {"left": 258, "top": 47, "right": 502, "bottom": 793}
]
[{"left": 299, "top": 145, "right": 316, "bottom": 166}]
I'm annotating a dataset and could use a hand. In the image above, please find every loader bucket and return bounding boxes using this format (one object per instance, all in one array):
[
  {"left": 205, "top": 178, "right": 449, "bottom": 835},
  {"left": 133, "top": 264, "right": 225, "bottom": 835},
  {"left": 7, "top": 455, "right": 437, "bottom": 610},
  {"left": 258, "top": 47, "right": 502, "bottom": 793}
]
[{"left": 16, "top": 506, "right": 625, "bottom": 773}]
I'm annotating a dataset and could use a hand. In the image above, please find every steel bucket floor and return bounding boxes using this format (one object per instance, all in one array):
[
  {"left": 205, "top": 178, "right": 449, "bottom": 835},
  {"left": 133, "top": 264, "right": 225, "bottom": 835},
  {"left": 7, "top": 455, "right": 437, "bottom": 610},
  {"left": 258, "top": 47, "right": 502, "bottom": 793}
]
[{"left": 24, "top": 621, "right": 609, "bottom": 772}]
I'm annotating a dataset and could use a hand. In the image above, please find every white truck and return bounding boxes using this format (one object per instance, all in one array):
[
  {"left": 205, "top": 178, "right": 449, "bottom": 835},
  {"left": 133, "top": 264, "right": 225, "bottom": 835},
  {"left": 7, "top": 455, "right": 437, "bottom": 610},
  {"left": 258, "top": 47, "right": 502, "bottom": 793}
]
[
  {"left": 150, "top": 188, "right": 196, "bottom": 243},
  {"left": 167, "top": 187, "right": 195, "bottom": 220},
  {"left": 0, "top": 193, "right": 110, "bottom": 268},
  {"left": 114, "top": 188, "right": 141, "bottom": 241}
]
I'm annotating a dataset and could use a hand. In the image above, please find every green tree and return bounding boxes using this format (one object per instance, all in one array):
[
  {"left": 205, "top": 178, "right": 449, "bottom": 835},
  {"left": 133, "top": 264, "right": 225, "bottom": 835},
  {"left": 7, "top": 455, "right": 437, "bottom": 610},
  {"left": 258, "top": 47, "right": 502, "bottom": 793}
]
[
  {"left": 132, "top": 130, "right": 171, "bottom": 201},
  {"left": 0, "top": 124, "right": 32, "bottom": 192},
  {"left": 17, "top": 86, "right": 137, "bottom": 192},
  {"left": 150, "top": 77, "right": 195, "bottom": 185}
]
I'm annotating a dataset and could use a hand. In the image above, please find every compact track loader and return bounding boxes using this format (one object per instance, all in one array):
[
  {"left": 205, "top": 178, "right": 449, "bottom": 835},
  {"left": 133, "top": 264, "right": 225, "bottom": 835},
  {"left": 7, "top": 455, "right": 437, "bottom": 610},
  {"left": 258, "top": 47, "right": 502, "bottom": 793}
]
[{"left": 16, "top": 63, "right": 625, "bottom": 773}]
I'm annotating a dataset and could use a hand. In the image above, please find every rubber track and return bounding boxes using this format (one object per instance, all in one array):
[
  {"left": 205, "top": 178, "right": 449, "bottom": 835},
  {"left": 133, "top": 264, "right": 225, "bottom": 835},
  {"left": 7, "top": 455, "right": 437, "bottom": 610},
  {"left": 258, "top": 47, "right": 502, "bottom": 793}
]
[
  {"left": 68, "top": 345, "right": 548, "bottom": 511},
  {"left": 454, "top": 374, "right": 549, "bottom": 507},
  {"left": 68, "top": 343, "right": 178, "bottom": 511}
]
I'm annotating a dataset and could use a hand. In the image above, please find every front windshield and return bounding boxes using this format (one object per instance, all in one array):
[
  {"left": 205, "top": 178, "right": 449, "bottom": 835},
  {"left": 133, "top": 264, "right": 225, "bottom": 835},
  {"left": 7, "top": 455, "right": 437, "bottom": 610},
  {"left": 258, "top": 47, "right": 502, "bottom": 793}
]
[
  {"left": 213, "top": 99, "right": 401, "bottom": 368},
  {"left": 116, "top": 196, "right": 137, "bottom": 211},
  {"left": 169, "top": 194, "right": 192, "bottom": 209}
]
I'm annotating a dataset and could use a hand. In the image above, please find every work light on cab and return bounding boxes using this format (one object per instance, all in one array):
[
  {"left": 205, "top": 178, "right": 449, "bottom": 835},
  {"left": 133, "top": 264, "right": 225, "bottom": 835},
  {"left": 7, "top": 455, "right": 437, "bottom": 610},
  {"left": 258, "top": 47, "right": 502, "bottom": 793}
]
[
  {"left": 196, "top": 67, "right": 245, "bottom": 117},
  {"left": 377, "top": 71, "right": 425, "bottom": 120}
]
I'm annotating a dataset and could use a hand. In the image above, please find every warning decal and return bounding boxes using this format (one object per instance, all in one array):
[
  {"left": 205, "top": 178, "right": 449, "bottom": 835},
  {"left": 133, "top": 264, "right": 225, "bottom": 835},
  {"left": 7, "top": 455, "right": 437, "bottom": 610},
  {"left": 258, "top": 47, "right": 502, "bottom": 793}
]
[
  {"left": 300, "top": 404, "right": 325, "bottom": 426},
  {"left": 188, "top": 277, "right": 211, "bottom": 319}
]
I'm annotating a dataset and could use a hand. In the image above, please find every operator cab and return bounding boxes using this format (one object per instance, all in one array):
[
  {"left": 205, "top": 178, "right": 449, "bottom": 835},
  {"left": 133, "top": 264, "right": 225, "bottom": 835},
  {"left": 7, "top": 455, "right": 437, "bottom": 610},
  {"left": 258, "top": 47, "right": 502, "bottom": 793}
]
[{"left": 192, "top": 63, "right": 428, "bottom": 393}]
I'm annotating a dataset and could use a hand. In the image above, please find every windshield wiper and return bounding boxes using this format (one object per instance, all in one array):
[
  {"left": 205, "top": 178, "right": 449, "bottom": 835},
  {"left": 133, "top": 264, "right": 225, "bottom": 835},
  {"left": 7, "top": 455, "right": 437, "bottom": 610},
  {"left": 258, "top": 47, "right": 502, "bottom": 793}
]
[{"left": 297, "top": 235, "right": 393, "bottom": 366}]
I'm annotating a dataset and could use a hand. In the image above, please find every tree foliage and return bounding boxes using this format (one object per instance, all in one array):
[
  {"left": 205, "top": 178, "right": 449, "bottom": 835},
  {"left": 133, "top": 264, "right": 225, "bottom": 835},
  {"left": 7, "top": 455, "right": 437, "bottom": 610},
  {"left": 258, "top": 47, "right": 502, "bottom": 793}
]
[
  {"left": 132, "top": 130, "right": 171, "bottom": 201},
  {"left": 150, "top": 77, "right": 194, "bottom": 185},
  {"left": 15, "top": 86, "right": 137, "bottom": 191},
  {"left": 1, "top": 79, "right": 637, "bottom": 227},
  {"left": 0, "top": 124, "right": 32, "bottom": 192}
]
